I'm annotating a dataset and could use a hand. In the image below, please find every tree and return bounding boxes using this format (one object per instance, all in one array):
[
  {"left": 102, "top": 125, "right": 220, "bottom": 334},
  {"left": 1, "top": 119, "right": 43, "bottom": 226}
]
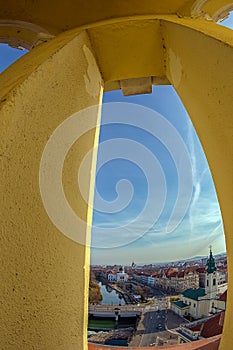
[{"left": 89, "top": 281, "right": 103, "bottom": 304}]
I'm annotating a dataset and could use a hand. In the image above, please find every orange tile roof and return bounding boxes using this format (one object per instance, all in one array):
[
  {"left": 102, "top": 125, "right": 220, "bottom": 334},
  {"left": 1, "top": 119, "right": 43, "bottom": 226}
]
[
  {"left": 185, "top": 267, "right": 198, "bottom": 273},
  {"left": 200, "top": 312, "right": 225, "bottom": 338},
  {"left": 196, "top": 267, "right": 206, "bottom": 273},
  {"left": 190, "top": 324, "right": 202, "bottom": 332},
  {"left": 151, "top": 272, "right": 158, "bottom": 277},
  {"left": 219, "top": 290, "right": 227, "bottom": 302}
]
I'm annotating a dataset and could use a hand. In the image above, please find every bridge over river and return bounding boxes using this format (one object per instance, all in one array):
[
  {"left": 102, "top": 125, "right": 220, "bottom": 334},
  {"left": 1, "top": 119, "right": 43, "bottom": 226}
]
[{"left": 89, "top": 304, "right": 144, "bottom": 317}]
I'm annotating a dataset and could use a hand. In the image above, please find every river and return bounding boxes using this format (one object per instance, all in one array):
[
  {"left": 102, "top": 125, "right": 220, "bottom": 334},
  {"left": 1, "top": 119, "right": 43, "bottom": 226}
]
[{"left": 99, "top": 282, "right": 126, "bottom": 305}]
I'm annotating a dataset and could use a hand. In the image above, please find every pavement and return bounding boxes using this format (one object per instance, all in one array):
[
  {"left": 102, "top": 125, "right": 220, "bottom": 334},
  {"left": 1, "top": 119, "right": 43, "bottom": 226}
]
[{"left": 129, "top": 298, "right": 187, "bottom": 347}]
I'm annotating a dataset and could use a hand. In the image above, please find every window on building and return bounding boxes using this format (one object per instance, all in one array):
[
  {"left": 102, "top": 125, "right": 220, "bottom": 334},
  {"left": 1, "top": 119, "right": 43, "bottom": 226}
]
[
  {"left": 213, "top": 278, "right": 216, "bottom": 286},
  {"left": 207, "top": 280, "right": 209, "bottom": 287}
]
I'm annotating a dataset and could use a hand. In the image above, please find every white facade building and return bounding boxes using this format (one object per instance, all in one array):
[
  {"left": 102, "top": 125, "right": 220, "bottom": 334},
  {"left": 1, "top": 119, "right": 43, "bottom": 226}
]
[
  {"left": 116, "top": 266, "right": 128, "bottom": 283},
  {"left": 172, "top": 248, "right": 224, "bottom": 319},
  {"left": 107, "top": 266, "right": 128, "bottom": 283},
  {"left": 107, "top": 273, "right": 117, "bottom": 282}
]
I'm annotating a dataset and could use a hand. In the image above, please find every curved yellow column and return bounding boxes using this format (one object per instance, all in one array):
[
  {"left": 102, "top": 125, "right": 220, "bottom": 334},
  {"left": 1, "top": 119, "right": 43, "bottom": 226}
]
[
  {"left": 161, "top": 18, "right": 233, "bottom": 350},
  {"left": 0, "top": 30, "right": 103, "bottom": 349}
]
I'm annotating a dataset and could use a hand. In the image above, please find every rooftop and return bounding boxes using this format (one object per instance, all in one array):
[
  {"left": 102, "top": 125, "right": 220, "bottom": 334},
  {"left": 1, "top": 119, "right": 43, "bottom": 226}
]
[
  {"left": 173, "top": 300, "right": 189, "bottom": 309},
  {"left": 196, "top": 267, "right": 206, "bottom": 273},
  {"left": 182, "top": 288, "right": 206, "bottom": 300},
  {"left": 219, "top": 290, "right": 227, "bottom": 302},
  {"left": 88, "top": 335, "right": 221, "bottom": 349},
  {"left": 201, "top": 312, "right": 225, "bottom": 338}
]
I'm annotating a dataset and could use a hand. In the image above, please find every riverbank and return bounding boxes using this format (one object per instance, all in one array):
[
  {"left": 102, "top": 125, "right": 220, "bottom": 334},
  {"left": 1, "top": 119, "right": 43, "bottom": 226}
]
[
  {"left": 98, "top": 281, "right": 126, "bottom": 305},
  {"left": 89, "top": 280, "right": 103, "bottom": 304},
  {"left": 107, "top": 283, "right": 136, "bottom": 304}
]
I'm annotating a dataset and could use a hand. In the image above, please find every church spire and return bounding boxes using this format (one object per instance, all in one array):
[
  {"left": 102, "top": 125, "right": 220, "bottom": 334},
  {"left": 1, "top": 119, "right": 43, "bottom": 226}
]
[{"left": 206, "top": 246, "right": 216, "bottom": 274}]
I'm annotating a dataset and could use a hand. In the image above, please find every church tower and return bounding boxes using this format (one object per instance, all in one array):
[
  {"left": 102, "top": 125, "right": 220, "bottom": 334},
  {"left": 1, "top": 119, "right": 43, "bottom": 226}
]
[{"left": 205, "top": 246, "right": 218, "bottom": 314}]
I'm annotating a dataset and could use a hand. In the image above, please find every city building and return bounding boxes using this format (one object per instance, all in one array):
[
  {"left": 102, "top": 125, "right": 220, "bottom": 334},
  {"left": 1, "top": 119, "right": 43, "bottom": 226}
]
[
  {"left": 172, "top": 248, "right": 225, "bottom": 319},
  {"left": 147, "top": 274, "right": 156, "bottom": 286},
  {"left": 178, "top": 311, "right": 225, "bottom": 343},
  {"left": 154, "top": 267, "right": 199, "bottom": 293},
  {"left": 107, "top": 271, "right": 117, "bottom": 282},
  {"left": 107, "top": 266, "right": 128, "bottom": 283}
]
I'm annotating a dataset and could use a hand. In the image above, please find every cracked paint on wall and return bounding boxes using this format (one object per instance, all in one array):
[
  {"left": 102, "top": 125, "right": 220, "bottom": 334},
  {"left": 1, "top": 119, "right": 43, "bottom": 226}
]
[
  {"left": 83, "top": 44, "right": 102, "bottom": 98},
  {"left": 168, "top": 48, "right": 183, "bottom": 89}
]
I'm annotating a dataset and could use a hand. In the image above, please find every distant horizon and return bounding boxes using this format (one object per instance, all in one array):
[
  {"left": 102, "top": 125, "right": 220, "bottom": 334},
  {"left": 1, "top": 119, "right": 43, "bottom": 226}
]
[
  {"left": 90, "top": 250, "right": 227, "bottom": 267},
  {"left": 90, "top": 88, "right": 226, "bottom": 265}
]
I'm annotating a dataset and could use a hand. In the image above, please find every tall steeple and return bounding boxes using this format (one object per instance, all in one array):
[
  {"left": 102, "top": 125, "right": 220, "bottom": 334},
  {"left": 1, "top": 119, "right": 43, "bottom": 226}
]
[
  {"left": 205, "top": 246, "right": 218, "bottom": 315},
  {"left": 206, "top": 245, "right": 217, "bottom": 274}
]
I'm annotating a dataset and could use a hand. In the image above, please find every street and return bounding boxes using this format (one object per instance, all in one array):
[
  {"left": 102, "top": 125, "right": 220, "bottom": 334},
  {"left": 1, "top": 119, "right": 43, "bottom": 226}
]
[{"left": 129, "top": 298, "right": 187, "bottom": 347}]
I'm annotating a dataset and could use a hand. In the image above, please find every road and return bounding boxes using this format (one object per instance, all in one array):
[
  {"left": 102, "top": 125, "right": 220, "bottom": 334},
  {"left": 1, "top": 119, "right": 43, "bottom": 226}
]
[{"left": 129, "top": 298, "right": 186, "bottom": 347}]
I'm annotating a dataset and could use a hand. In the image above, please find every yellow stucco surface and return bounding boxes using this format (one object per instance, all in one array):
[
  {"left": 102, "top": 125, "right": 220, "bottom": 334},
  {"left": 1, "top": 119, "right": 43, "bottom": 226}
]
[
  {"left": 0, "top": 30, "right": 103, "bottom": 349},
  {"left": 0, "top": 1, "right": 233, "bottom": 349}
]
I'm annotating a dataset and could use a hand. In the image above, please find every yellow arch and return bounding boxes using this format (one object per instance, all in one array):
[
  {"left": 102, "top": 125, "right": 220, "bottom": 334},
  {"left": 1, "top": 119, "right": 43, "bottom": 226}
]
[{"left": 0, "top": 3, "right": 233, "bottom": 350}]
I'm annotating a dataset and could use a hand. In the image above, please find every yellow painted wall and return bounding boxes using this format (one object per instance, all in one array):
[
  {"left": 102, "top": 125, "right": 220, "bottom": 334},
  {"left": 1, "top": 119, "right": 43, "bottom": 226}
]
[
  {"left": 1, "top": 2, "right": 233, "bottom": 349},
  {"left": 161, "top": 18, "right": 233, "bottom": 349},
  {"left": 0, "top": 30, "right": 103, "bottom": 349}
]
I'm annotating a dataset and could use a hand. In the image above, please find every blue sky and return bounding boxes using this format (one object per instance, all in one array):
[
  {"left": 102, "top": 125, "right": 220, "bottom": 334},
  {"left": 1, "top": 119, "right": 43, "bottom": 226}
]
[
  {"left": 0, "top": 13, "right": 232, "bottom": 265},
  {"left": 91, "top": 14, "right": 233, "bottom": 264},
  {"left": 91, "top": 88, "right": 225, "bottom": 264}
]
